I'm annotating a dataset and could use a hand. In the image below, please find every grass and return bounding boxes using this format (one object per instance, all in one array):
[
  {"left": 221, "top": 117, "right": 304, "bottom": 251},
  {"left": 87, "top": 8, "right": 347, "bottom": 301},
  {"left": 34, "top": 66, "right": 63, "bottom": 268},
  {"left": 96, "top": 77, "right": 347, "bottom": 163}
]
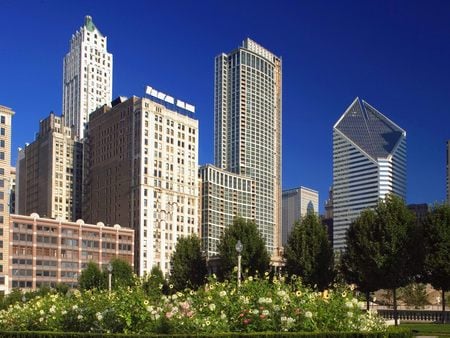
[{"left": 400, "top": 323, "right": 450, "bottom": 336}]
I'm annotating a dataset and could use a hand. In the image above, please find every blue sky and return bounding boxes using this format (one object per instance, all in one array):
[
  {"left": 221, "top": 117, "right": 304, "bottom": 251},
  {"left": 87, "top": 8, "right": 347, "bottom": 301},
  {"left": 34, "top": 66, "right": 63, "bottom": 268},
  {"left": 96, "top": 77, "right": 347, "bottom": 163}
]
[{"left": 1, "top": 0, "right": 449, "bottom": 211}]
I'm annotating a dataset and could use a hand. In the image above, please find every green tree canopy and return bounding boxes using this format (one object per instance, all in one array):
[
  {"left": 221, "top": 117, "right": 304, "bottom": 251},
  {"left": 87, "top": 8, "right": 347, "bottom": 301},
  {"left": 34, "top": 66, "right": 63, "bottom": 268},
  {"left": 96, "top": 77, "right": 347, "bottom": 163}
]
[
  {"left": 79, "top": 261, "right": 104, "bottom": 290},
  {"left": 423, "top": 203, "right": 450, "bottom": 319},
  {"left": 106, "top": 258, "right": 135, "bottom": 289},
  {"left": 341, "top": 194, "right": 419, "bottom": 323},
  {"left": 284, "top": 213, "right": 335, "bottom": 290},
  {"left": 217, "top": 217, "right": 270, "bottom": 280},
  {"left": 142, "top": 265, "right": 168, "bottom": 299},
  {"left": 169, "top": 235, "right": 207, "bottom": 291}
]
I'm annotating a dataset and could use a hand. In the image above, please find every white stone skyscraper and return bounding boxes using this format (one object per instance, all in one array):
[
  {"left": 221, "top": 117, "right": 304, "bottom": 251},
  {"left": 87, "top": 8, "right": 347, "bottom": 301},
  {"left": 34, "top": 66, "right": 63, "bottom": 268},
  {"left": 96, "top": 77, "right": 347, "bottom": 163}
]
[
  {"left": 214, "top": 38, "right": 282, "bottom": 258},
  {"left": 333, "top": 98, "right": 406, "bottom": 250},
  {"left": 62, "top": 16, "right": 113, "bottom": 139}
]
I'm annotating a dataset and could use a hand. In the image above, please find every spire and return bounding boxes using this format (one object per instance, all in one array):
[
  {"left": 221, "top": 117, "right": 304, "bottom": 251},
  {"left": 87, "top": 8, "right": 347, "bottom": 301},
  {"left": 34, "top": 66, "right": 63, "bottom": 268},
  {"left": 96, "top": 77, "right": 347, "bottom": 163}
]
[{"left": 84, "top": 15, "right": 101, "bottom": 35}]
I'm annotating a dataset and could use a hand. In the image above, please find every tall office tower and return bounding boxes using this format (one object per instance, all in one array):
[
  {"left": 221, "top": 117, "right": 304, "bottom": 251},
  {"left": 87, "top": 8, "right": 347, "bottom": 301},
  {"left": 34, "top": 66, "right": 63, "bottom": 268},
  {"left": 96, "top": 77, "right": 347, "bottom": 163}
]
[
  {"left": 281, "top": 186, "right": 319, "bottom": 245},
  {"left": 17, "top": 113, "right": 83, "bottom": 221},
  {"left": 333, "top": 98, "right": 406, "bottom": 250},
  {"left": 0, "top": 105, "right": 14, "bottom": 294},
  {"left": 447, "top": 141, "right": 450, "bottom": 203},
  {"left": 199, "top": 164, "right": 255, "bottom": 257},
  {"left": 62, "top": 15, "right": 113, "bottom": 139},
  {"left": 84, "top": 93, "right": 199, "bottom": 276},
  {"left": 9, "top": 167, "right": 16, "bottom": 214},
  {"left": 214, "top": 38, "right": 282, "bottom": 257}
]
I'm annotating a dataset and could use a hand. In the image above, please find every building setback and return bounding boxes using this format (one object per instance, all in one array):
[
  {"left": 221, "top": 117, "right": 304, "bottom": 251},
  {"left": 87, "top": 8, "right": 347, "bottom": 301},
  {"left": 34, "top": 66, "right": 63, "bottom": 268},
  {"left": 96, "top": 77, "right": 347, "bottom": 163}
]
[
  {"left": 84, "top": 95, "right": 199, "bottom": 276},
  {"left": 0, "top": 105, "right": 14, "bottom": 294},
  {"left": 17, "top": 113, "right": 83, "bottom": 222},
  {"left": 199, "top": 164, "right": 255, "bottom": 257},
  {"left": 9, "top": 213, "right": 133, "bottom": 290},
  {"left": 63, "top": 16, "right": 113, "bottom": 139},
  {"left": 214, "top": 38, "right": 282, "bottom": 260},
  {"left": 281, "top": 186, "right": 319, "bottom": 245},
  {"left": 332, "top": 98, "right": 406, "bottom": 250}
]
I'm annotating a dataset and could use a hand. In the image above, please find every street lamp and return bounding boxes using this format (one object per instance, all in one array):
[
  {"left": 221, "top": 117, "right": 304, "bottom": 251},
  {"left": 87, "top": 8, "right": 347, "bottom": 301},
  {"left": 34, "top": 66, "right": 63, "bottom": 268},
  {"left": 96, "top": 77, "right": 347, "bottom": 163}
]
[
  {"left": 235, "top": 240, "right": 243, "bottom": 287},
  {"left": 107, "top": 262, "right": 113, "bottom": 294}
]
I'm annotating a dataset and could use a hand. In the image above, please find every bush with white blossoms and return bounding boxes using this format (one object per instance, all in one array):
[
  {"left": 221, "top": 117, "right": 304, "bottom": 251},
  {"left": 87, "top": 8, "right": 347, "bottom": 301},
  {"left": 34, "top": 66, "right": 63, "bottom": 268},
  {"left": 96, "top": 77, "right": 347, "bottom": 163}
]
[{"left": 0, "top": 274, "right": 386, "bottom": 334}]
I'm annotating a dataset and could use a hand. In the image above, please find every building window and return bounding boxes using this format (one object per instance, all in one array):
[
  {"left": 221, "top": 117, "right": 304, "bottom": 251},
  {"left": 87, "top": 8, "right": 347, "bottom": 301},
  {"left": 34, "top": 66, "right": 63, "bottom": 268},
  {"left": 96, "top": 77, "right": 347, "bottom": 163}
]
[{"left": 0, "top": 116, "right": 5, "bottom": 124}]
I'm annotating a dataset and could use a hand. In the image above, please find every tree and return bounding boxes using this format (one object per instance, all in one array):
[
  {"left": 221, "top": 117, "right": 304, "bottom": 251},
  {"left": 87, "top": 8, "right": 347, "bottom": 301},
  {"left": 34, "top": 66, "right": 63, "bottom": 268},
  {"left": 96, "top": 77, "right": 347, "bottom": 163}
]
[
  {"left": 107, "top": 258, "right": 135, "bottom": 289},
  {"left": 341, "top": 209, "right": 383, "bottom": 309},
  {"left": 217, "top": 217, "right": 270, "bottom": 280},
  {"left": 142, "top": 265, "right": 168, "bottom": 299},
  {"left": 169, "top": 235, "right": 207, "bottom": 291},
  {"left": 284, "top": 213, "right": 335, "bottom": 290},
  {"left": 399, "top": 283, "right": 429, "bottom": 309},
  {"left": 79, "top": 261, "right": 104, "bottom": 290},
  {"left": 423, "top": 203, "right": 450, "bottom": 322},
  {"left": 341, "top": 194, "right": 419, "bottom": 325}
]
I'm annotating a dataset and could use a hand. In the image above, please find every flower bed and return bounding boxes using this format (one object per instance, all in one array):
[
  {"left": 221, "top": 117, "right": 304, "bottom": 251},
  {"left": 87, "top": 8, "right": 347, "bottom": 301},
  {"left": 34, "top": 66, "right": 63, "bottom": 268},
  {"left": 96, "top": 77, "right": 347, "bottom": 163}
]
[{"left": 0, "top": 275, "right": 389, "bottom": 335}]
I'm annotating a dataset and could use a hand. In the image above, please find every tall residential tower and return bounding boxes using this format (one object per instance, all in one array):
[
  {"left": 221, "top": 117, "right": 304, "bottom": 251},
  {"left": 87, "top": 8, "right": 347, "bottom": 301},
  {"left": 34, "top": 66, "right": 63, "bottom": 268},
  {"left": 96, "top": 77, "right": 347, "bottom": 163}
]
[
  {"left": 333, "top": 98, "right": 406, "bottom": 250},
  {"left": 62, "top": 16, "right": 113, "bottom": 139},
  {"left": 214, "top": 38, "right": 282, "bottom": 257}
]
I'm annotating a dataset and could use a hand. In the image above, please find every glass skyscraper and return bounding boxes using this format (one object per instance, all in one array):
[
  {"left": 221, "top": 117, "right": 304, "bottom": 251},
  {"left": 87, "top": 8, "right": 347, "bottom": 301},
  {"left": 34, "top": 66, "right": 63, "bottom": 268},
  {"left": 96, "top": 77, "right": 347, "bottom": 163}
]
[
  {"left": 333, "top": 98, "right": 406, "bottom": 250},
  {"left": 214, "top": 39, "right": 282, "bottom": 256}
]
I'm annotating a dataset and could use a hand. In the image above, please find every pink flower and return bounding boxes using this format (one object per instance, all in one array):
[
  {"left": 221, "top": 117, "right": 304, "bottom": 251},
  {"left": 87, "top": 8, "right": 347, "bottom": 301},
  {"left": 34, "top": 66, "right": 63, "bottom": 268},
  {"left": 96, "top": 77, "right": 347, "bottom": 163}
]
[{"left": 165, "top": 312, "right": 173, "bottom": 319}]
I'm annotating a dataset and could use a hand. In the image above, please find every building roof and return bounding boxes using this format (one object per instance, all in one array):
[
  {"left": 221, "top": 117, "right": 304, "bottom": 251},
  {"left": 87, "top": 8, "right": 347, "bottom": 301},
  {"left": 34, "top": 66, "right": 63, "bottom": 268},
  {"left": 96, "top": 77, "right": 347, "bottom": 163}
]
[{"left": 334, "top": 98, "right": 405, "bottom": 160}]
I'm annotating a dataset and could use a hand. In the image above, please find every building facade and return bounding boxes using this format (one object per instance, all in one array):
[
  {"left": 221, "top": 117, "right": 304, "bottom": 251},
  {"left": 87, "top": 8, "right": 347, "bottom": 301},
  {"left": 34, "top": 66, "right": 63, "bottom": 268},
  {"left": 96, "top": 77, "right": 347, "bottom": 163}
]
[
  {"left": 84, "top": 94, "right": 199, "bottom": 276},
  {"left": 447, "top": 140, "right": 450, "bottom": 203},
  {"left": 214, "top": 38, "right": 282, "bottom": 258},
  {"left": 333, "top": 98, "right": 406, "bottom": 250},
  {"left": 17, "top": 113, "right": 83, "bottom": 222},
  {"left": 0, "top": 105, "right": 14, "bottom": 294},
  {"left": 199, "top": 164, "right": 255, "bottom": 257},
  {"left": 9, "top": 213, "right": 133, "bottom": 291},
  {"left": 281, "top": 186, "right": 319, "bottom": 245},
  {"left": 63, "top": 16, "right": 113, "bottom": 139}
]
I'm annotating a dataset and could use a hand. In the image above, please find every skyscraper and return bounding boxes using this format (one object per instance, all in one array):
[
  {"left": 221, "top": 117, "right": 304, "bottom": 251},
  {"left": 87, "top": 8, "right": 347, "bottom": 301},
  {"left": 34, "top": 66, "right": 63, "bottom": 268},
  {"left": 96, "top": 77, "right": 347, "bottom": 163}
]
[
  {"left": 281, "top": 186, "right": 319, "bottom": 245},
  {"left": 214, "top": 38, "right": 282, "bottom": 257},
  {"left": 333, "top": 98, "right": 406, "bottom": 250},
  {"left": 84, "top": 93, "right": 199, "bottom": 276},
  {"left": 0, "top": 105, "right": 14, "bottom": 294},
  {"left": 447, "top": 140, "right": 450, "bottom": 203},
  {"left": 17, "top": 113, "right": 83, "bottom": 221},
  {"left": 62, "top": 16, "right": 113, "bottom": 139}
]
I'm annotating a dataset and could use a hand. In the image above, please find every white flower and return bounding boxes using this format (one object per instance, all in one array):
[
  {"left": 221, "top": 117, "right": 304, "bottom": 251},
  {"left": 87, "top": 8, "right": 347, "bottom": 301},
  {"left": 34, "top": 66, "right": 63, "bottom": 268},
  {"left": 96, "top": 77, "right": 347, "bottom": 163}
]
[
  {"left": 219, "top": 291, "right": 227, "bottom": 297},
  {"left": 39, "top": 317, "right": 44, "bottom": 322},
  {"left": 347, "top": 311, "right": 353, "bottom": 318},
  {"left": 77, "top": 314, "right": 83, "bottom": 320},
  {"left": 262, "top": 309, "right": 269, "bottom": 316},
  {"left": 72, "top": 304, "right": 78, "bottom": 310},
  {"left": 39, "top": 310, "right": 45, "bottom": 315},
  {"left": 96, "top": 312, "right": 103, "bottom": 321},
  {"left": 345, "top": 301, "right": 353, "bottom": 308},
  {"left": 61, "top": 310, "right": 67, "bottom": 315},
  {"left": 305, "top": 311, "right": 313, "bottom": 318},
  {"left": 252, "top": 308, "right": 259, "bottom": 315},
  {"left": 208, "top": 303, "right": 216, "bottom": 311}
]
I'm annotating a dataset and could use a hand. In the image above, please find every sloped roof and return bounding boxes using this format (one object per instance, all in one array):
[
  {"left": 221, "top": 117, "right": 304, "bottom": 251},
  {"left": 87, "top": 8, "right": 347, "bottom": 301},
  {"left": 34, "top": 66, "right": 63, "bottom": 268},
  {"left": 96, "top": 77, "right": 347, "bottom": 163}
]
[{"left": 334, "top": 98, "right": 405, "bottom": 160}]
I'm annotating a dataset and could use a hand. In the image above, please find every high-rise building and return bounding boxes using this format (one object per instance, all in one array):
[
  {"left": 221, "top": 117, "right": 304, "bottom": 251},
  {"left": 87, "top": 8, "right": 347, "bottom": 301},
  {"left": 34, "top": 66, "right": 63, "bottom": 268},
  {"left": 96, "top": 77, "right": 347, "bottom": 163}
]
[
  {"left": 199, "top": 164, "right": 255, "bottom": 257},
  {"left": 0, "top": 105, "right": 14, "bottom": 294},
  {"left": 214, "top": 38, "right": 282, "bottom": 258},
  {"left": 333, "top": 98, "right": 406, "bottom": 250},
  {"left": 17, "top": 113, "right": 83, "bottom": 222},
  {"left": 62, "top": 15, "right": 113, "bottom": 139},
  {"left": 84, "top": 93, "right": 199, "bottom": 276},
  {"left": 447, "top": 140, "right": 450, "bottom": 203},
  {"left": 281, "top": 186, "right": 319, "bottom": 245}
]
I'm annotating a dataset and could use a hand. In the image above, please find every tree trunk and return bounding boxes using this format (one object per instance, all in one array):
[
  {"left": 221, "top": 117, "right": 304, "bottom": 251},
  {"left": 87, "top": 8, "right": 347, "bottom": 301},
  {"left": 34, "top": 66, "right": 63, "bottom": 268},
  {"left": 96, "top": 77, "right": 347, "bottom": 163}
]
[
  {"left": 366, "top": 290, "right": 370, "bottom": 311},
  {"left": 393, "top": 288, "right": 398, "bottom": 326},
  {"left": 442, "top": 289, "right": 446, "bottom": 324}
]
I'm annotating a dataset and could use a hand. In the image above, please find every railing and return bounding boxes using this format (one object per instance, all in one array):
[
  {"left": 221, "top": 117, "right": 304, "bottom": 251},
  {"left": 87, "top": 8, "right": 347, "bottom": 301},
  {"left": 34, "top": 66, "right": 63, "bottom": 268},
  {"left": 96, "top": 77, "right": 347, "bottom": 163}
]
[{"left": 378, "top": 309, "right": 450, "bottom": 322}]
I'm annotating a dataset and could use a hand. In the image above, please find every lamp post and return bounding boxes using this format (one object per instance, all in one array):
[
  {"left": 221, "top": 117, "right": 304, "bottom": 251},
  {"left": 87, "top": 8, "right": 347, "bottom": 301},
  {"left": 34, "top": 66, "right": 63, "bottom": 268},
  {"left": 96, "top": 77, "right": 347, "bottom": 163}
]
[
  {"left": 235, "top": 240, "right": 243, "bottom": 287},
  {"left": 107, "top": 262, "right": 112, "bottom": 294}
]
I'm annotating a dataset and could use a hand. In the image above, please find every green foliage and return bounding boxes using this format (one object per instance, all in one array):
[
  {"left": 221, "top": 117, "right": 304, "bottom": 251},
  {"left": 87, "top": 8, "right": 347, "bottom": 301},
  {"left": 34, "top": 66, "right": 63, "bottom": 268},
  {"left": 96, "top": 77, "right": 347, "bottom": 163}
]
[
  {"left": 169, "top": 235, "right": 207, "bottom": 291},
  {"left": 107, "top": 258, "right": 135, "bottom": 289},
  {"left": 398, "top": 283, "right": 429, "bottom": 308},
  {"left": 0, "top": 275, "right": 389, "bottom": 334},
  {"left": 78, "top": 262, "right": 104, "bottom": 291},
  {"left": 423, "top": 203, "right": 450, "bottom": 293},
  {"left": 142, "top": 266, "right": 168, "bottom": 299},
  {"left": 342, "top": 195, "right": 419, "bottom": 292},
  {"left": 284, "top": 213, "right": 335, "bottom": 290},
  {"left": 217, "top": 217, "right": 270, "bottom": 280}
]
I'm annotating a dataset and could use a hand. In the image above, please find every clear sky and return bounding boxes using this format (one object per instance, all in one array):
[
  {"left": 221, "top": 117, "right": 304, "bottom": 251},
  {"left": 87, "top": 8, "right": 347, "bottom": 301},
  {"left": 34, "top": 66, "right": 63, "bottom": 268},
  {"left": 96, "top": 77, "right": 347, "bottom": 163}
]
[{"left": 1, "top": 0, "right": 449, "bottom": 211}]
